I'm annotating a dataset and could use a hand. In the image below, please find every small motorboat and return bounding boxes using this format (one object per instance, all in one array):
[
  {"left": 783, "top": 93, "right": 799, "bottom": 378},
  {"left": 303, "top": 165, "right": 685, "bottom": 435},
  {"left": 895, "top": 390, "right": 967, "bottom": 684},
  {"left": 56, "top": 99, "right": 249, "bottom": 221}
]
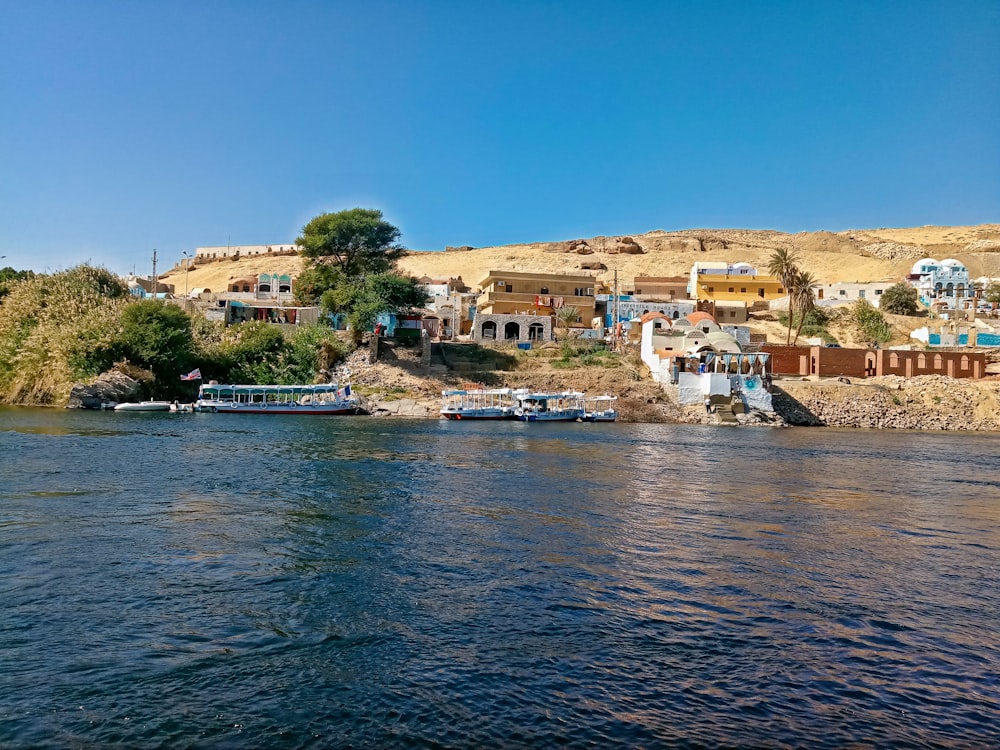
[
  {"left": 114, "top": 401, "right": 171, "bottom": 412},
  {"left": 169, "top": 402, "right": 194, "bottom": 413}
]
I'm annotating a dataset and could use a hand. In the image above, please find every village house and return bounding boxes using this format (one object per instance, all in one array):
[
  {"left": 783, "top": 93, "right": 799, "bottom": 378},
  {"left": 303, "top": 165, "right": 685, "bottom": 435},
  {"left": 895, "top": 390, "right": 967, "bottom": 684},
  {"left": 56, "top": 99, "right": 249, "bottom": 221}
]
[
  {"left": 690, "top": 262, "right": 785, "bottom": 304},
  {"left": 629, "top": 275, "right": 690, "bottom": 300},
  {"left": 907, "top": 258, "right": 974, "bottom": 307},
  {"left": 472, "top": 270, "right": 599, "bottom": 342}
]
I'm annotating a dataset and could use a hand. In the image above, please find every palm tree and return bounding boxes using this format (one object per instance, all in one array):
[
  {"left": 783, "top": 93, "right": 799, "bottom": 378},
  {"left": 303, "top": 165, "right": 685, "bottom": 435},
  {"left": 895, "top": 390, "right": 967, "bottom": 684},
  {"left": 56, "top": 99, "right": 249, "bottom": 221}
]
[
  {"left": 790, "top": 269, "right": 818, "bottom": 345},
  {"left": 767, "top": 248, "right": 800, "bottom": 344},
  {"left": 555, "top": 305, "right": 580, "bottom": 340}
]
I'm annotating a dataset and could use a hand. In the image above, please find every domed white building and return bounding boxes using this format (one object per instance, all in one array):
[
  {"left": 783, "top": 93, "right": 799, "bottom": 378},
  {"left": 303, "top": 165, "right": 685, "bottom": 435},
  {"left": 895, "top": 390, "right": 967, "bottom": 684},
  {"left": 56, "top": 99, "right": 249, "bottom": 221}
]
[{"left": 907, "top": 258, "right": 972, "bottom": 304}]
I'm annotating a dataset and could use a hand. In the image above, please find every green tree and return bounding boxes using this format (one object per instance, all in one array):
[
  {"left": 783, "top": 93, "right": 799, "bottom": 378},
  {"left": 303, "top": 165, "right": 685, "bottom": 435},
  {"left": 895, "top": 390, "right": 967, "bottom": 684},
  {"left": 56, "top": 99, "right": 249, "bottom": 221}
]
[
  {"left": 879, "top": 282, "right": 920, "bottom": 315},
  {"left": 767, "top": 248, "right": 800, "bottom": 344},
  {"left": 115, "top": 300, "right": 195, "bottom": 392},
  {"left": 297, "top": 208, "right": 405, "bottom": 278},
  {"left": 790, "top": 269, "right": 818, "bottom": 345},
  {"left": 327, "top": 273, "right": 429, "bottom": 344}
]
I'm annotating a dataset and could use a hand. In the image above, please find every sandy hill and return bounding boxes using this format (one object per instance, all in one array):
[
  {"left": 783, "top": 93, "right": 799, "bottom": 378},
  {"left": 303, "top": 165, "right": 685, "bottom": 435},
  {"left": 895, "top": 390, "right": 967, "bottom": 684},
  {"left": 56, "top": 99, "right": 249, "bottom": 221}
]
[{"left": 161, "top": 224, "right": 1000, "bottom": 293}]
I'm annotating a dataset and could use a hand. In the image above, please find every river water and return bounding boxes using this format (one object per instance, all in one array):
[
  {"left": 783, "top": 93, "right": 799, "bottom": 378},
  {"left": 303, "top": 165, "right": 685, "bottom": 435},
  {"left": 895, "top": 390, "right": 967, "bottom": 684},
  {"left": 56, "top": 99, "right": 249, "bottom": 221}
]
[{"left": 1, "top": 407, "right": 998, "bottom": 748}]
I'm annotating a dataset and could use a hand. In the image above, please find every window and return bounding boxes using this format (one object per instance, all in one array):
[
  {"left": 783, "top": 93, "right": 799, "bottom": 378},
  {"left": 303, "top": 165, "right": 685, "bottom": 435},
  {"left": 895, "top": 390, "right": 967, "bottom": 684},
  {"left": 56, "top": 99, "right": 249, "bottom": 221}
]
[
  {"left": 875, "top": 289, "right": 883, "bottom": 295},
  {"left": 839, "top": 290, "right": 847, "bottom": 296},
  {"left": 740, "top": 288, "right": 747, "bottom": 293},
  {"left": 961, "top": 355, "right": 970, "bottom": 371},
  {"left": 708, "top": 286, "right": 715, "bottom": 293},
  {"left": 540, "top": 287, "right": 549, "bottom": 294},
  {"left": 859, "top": 290, "right": 866, "bottom": 299},
  {"left": 934, "top": 354, "right": 943, "bottom": 370},
  {"left": 758, "top": 288, "right": 765, "bottom": 297},
  {"left": 728, "top": 287, "right": 734, "bottom": 293}
]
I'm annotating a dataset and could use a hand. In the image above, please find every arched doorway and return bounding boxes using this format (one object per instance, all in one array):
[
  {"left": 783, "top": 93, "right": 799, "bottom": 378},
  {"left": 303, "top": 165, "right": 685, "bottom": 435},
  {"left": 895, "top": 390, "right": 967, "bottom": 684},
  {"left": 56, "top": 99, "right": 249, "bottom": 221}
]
[
  {"left": 504, "top": 322, "right": 521, "bottom": 340},
  {"left": 481, "top": 321, "right": 497, "bottom": 340},
  {"left": 528, "top": 322, "right": 544, "bottom": 341}
]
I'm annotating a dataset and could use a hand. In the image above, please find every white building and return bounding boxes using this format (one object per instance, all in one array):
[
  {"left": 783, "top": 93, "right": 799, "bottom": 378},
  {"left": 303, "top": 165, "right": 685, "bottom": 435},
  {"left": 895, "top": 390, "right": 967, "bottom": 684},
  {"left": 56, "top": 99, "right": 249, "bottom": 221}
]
[
  {"left": 814, "top": 281, "right": 895, "bottom": 308},
  {"left": 194, "top": 244, "right": 299, "bottom": 260},
  {"left": 907, "top": 258, "right": 973, "bottom": 305}
]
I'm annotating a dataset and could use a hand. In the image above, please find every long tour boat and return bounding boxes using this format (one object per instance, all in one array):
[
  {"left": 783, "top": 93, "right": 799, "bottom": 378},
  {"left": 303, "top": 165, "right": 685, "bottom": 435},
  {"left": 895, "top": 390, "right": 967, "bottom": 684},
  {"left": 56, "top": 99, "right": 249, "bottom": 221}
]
[
  {"left": 440, "top": 388, "right": 521, "bottom": 420},
  {"left": 514, "top": 391, "right": 586, "bottom": 422},
  {"left": 195, "top": 383, "right": 363, "bottom": 415}
]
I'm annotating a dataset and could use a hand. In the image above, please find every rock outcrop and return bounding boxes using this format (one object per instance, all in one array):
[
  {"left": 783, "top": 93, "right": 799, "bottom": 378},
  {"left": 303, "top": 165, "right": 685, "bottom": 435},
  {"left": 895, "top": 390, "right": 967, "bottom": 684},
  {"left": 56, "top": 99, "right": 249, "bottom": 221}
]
[{"left": 67, "top": 370, "right": 144, "bottom": 409}]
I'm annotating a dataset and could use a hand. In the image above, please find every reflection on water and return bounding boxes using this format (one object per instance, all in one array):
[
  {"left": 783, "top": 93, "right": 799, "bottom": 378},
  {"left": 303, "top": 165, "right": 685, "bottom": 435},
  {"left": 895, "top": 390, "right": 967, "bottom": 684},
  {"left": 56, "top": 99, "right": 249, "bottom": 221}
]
[{"left": 1, "top": 406, "right": 998, "bottom": 748}]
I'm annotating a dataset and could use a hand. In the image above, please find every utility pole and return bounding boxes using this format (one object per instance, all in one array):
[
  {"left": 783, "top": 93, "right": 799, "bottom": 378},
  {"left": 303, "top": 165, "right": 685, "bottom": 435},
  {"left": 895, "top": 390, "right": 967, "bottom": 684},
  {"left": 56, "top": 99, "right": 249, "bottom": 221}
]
[
  {"left": 612, "top": 268, "right": 620, "bottom": 351},
  {"left": 151, "top": 249, "right": 157, "bottom": 299}
]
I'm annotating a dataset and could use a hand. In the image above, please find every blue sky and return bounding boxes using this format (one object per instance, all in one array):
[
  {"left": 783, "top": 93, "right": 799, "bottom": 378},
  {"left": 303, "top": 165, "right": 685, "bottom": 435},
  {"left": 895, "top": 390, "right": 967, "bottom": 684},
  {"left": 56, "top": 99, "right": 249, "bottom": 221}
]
[{"left": 2, "top": 1, "right": 998, "bottom": 275}]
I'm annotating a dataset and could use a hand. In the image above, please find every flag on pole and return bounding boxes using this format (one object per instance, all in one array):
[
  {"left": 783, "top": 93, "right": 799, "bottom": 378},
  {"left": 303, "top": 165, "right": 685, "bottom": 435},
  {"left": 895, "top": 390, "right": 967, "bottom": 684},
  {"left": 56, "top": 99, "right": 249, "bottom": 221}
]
[{"left": 180, "top": 368, "right": 202, "bottom": 381}]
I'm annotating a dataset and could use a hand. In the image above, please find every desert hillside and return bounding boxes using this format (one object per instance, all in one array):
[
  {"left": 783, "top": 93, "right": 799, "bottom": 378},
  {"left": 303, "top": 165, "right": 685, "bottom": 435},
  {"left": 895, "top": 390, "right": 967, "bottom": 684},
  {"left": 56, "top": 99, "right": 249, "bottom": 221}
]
[{"left": 161, "top": 224, "right": 1000, "bottom": 294}]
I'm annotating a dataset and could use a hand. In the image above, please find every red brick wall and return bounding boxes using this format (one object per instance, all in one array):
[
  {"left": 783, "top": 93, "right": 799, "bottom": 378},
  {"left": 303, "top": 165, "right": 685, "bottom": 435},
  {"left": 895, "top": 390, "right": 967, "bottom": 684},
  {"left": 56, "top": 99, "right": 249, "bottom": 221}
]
[
  {"left": 812, "top": 347, "right": 870, "bottom": 377},
  {"left": 878, "top": 350, "right": 985, "bottom": 379},
  {"left": 760, "top": 345, "right": 807, "bottom": 375}
]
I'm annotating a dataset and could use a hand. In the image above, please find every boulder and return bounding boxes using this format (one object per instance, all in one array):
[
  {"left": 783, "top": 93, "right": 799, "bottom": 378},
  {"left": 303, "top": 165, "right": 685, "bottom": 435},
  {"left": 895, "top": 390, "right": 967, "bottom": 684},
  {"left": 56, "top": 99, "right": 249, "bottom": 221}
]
[
  {"left": 615, "top": 236, "right": 645, "bottom": 254},
  {"left": 67, "top": 370, "right": 144, "bottom": 409}
]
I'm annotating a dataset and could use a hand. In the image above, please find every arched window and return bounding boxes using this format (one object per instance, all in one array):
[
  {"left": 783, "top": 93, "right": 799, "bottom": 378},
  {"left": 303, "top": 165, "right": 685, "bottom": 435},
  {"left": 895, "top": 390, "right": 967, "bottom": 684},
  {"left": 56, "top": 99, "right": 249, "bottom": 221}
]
[
  {"left": 960, "top": 355, "right": 970, "bottom": 371},
  {"left": 933, "top": 354, "right": 943, "bottom": 370},
  {"left": 917, "top": 353, "right": 927, "bottom": 369},
  {"left": 528, "top": 322, "right": 544, "bottom": 341},
  {"left": 889, "top": 352, "right": 900, "bottom": 368},
  {"left": 481, "top": 321, "right": 497, "bottom": 340},
  {"left": 504, "top": 322, "right": 520, "bottom": 340}
]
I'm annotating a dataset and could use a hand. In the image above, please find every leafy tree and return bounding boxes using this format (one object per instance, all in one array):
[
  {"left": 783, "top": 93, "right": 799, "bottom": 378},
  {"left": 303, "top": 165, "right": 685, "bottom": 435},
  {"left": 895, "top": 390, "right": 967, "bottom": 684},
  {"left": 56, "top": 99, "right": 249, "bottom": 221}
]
[
  {"left": 767, "top": 248, "right": 800, "bottom": 344},
  {"left": 115, "top": 300, "right": 195, "bottom": 393},
  {"left": 326, "top": 273, "right": 429, "bottom": 344},
  {"left": 879, "top": 282, "right": 920, "bottom": 315},
  {"left": 297, "top": 208, "right": 405, "bottom": 278}
]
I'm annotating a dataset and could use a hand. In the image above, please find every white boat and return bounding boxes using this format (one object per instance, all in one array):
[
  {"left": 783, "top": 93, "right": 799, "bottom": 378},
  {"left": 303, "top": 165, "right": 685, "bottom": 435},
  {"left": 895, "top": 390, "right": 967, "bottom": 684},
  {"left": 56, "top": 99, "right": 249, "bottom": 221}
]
[
  {"left": 440, "top": 388, "right": 520, "bottom": 420},
  {"left": 195, "top": 382, "right": 363, "bottom": 415},
  {"left": 583, "top": 395, "right": 618, "bottom": 422},
  {"left": 114, "top": 401, "right": 172, "bottom": 412},
  {"left": 514, "top": 391, "right": 586, "bottom": 422},
  {"left": 169, "top": 402, "right": 194, "bottom": 413}
]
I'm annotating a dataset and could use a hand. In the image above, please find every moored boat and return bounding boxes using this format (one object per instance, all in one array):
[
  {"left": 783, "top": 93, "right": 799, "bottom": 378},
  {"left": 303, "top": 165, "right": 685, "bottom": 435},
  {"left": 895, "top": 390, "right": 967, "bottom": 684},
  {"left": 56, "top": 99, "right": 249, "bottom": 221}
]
[
  {"left": 440, "top": 388, "right": 520, "bottom": 420},
  {"left": 583, "top": 395, "right": 618, "bottom": 422},
  {"left": 195, "top": 383, "right": 363, "bottom": 415},
  {"left": 514, "top": 391, "right": 586, "bottom": 422},
  {"left": 114, "top": 401, "right": 172, "bottom": 412}
]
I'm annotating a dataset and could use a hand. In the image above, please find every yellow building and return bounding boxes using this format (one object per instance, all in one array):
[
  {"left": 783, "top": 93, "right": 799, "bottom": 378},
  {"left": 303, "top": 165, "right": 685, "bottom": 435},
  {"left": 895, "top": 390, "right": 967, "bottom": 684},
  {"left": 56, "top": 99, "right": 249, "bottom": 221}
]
[
  {"left": 476, "top": 270, "right": 598, "bottom": 327},
  {"left": 692, "top": 263, "right": 785, "bottom": 303}
]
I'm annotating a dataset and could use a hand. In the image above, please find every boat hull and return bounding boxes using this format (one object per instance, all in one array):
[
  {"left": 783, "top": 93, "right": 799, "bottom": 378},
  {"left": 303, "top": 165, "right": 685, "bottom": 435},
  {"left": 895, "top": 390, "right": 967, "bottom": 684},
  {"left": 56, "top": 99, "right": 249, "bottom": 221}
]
[
  {"left": 196, "top": 401, "right": 361, "bottom": 415},
  {"left": 516, "top": 410, "right": 585, "bottom": 422},
  {"left": 114, "top": 401, "right": 171, "bottom": 412},
  {"left": 441, "top": 409, "right": 514, "bottom": 420}
]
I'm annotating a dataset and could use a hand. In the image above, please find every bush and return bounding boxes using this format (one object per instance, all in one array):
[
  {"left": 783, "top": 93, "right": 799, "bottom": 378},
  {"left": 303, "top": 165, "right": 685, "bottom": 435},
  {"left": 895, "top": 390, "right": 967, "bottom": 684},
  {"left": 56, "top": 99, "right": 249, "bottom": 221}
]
[{"left": 851, "top": 300, "right": 892, "bottom": 344}]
